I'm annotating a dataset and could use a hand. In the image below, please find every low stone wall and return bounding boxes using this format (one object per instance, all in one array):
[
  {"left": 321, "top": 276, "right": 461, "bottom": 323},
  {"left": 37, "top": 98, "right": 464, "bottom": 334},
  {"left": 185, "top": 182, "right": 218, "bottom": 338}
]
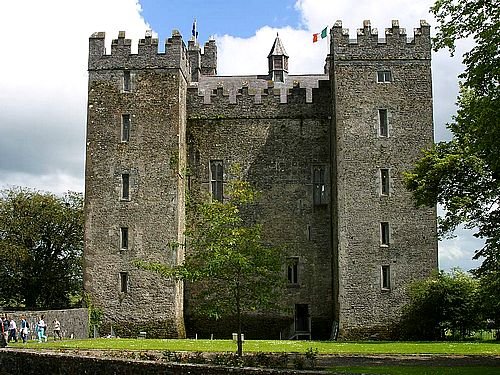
[
  {"left": 0, "top": 349, "right": 331, "bottom": 375},
  {"left": 0, "top": 308, "right": 88, "bottom": 340}
]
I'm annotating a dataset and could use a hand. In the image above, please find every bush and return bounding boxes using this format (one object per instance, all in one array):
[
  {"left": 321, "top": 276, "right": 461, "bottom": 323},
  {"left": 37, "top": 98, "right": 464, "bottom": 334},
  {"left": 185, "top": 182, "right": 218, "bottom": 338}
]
[{"left": 399, "top": 269, "right": 482, "bottom": 340}]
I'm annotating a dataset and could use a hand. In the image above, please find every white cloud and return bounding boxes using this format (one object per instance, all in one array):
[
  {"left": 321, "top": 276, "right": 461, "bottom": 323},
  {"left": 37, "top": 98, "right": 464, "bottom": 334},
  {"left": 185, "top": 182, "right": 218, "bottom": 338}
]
[
  {"left": 0, "top": 0, "right": 150, "bottom": 193},
  {"left": 0, "top": 171, "right": 83, "bottom": 195},
  {"left": 217, "top": 26, "right": 326, "bottom": 76},
  {"left": 295, "top": 0, "right": 433, "bottom": 35},
  {"left": 439, "top": 230, "right": 484, "bottom": 271}
]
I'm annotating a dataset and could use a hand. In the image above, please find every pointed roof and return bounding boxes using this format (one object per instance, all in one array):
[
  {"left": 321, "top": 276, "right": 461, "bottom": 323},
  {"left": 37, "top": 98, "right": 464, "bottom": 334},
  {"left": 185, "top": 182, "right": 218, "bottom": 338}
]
[{"left": 267, "top": 33, "right": 288, "bottom": 58}]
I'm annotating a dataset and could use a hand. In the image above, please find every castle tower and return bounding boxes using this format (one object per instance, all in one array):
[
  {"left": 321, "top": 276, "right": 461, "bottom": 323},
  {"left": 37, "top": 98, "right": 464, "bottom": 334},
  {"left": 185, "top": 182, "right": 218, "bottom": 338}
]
[
  {"left": 84, "top": 30, "right": 189, "bottom": 337},
  {"left": 268, "top": 33, "right": 289, "bottom": 82},
  {"left": 330, "top": 20, "right": 438, "bottom": 338}
]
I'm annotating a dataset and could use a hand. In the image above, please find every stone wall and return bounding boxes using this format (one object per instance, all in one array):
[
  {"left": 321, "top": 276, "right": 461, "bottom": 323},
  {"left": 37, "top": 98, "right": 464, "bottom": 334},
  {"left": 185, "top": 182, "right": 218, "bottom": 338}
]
[
  {"left": 186, "top": 75, "right": 333, "bottom": 339},
  {"left": 0, "top": 308, "right": 88, "bottom": 339},
  {"left": 0, "top": 349, "right": 331, "bottom": 375}
]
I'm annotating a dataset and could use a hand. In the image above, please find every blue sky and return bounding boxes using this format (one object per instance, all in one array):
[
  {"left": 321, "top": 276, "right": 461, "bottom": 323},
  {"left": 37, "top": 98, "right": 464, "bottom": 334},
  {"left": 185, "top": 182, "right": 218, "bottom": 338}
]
[
  {"left": 0, "top": 0, "right": 483, "bottom": 271},
  {"left": 140, "top": 0, "right": 301, "bottom": 43}
]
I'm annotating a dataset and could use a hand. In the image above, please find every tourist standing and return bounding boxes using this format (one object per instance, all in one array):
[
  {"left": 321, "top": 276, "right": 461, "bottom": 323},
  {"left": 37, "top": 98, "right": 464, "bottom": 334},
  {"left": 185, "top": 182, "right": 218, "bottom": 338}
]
[
  {"left": 8, "top": 318, "right": 17, "bottom": 343},
  {"left": 0, "top": 317, "right": 6, "bottom": 347},
  {"left": 20, "top": 316, "right": 29, "bottom": 343},
  {"left": 53, "top": 319, "right": 62, "bottom": 340},
  {"left": 2, "top": 316, "right": 9, "bottom": 343},
  {"left": 37, "top": 315, "right": 47, "bottom": 343}
]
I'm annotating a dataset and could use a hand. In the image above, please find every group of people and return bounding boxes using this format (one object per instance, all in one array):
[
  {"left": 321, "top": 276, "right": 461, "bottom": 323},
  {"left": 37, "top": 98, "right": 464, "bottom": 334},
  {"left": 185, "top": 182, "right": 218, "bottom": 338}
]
[{"left": 0, "top": 315, "right": 62, "bottom": 346}]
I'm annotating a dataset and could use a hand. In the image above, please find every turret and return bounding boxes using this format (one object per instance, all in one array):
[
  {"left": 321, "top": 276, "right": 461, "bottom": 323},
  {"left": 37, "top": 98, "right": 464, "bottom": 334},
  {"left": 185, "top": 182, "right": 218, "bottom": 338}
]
[
  {"left": 188, "top": 40, "right": 201, "bottom": 82},
  {"left": 201, "top": 39, "right": 217, "bottom": 76},
  {"left": 267, "top": 33, "right": 288, "bottom": 82}
]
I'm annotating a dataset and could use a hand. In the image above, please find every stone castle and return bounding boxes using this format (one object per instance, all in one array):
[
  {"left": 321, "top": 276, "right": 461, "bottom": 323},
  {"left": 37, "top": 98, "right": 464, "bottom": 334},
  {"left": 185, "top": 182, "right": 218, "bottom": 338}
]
[{"left": 84, "top": 20, "right": 438, "bottom": 339}]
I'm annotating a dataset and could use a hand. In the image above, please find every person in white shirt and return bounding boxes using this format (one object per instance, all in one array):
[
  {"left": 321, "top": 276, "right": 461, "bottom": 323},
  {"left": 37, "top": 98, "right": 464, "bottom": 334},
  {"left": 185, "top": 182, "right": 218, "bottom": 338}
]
[
  {"left": 8, "top": 318, "right": 17, "bottom": 343},
  {"left": 53, "top": 319, "right": 62, "bottom": 340}
]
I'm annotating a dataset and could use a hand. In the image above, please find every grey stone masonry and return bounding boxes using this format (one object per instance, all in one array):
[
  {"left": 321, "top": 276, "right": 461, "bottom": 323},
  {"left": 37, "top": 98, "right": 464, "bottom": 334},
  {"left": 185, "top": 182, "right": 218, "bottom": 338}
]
[
  {"left": 330, "top": 19, "right": 437, "bottom": 338},
  {"left": 85, "top": 30, "right": 188, "bottom": 338},
  {"left": 84, "top": 20, "right": 437, "bottom": 340}
]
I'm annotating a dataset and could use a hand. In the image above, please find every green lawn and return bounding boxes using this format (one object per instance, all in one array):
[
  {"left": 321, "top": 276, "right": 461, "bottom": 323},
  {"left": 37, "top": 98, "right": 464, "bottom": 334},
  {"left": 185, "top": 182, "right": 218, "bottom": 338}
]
[
  {"left": 9, "top": 338, "right": 500, "bottom": 355},
  {"left": 330, "top": 366, "right": 499, "bottom": 375}
]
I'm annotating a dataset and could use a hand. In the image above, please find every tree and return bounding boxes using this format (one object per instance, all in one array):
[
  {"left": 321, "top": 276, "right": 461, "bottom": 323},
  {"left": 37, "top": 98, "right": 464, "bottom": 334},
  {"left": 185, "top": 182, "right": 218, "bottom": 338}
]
[
  {"left": 404, "top": 0, "right": 500, "bottom": 277},
  {"left": 136, "top": 168, "right": 285, "bottom": 356},
  {"left": 0, "top": 188, "right": 84, "bottom": 309},
  {"left": 400, "top": 269, "right": 481, "bottom": 340}
]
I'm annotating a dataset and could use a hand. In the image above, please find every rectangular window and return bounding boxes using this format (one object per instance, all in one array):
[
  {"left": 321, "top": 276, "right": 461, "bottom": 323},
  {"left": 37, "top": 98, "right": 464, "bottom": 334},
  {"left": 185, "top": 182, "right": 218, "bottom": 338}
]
[
  {"left": 119, "top": 272, "right": 128, "bottom": 293},
  {"left": 274, "top": 71, "right": 284, "bottom": 82},
  {"left": 287, "top": 257, "right": 299, "bottom": 285},
  {"left": 313, "top": 165, "right": 327, "bottom": 205},
  {"left": 378, "top": 109, "right": 388, "bottom": 137},
  {"left": 381, "top": 265, "right": 391, "bottom": 290},
  {"left": 274, "top": 56, "right": 283, "bottom": 69},
  {"left": 122, "top": 173, "right": 130, "bottom": 200},
  {"left": 123, "top": 71, "right": 131, "bottom": 92},
  {"left": 380, "top": 222, "right": 390, "bottom": 246},
  {"left": 120, "top": 227, "right": 129, "bottom": 250},
  {"left": 210, "top": 160, "right": 223, "bottom": 202},
  {"left": 380, "top": 168, "right": 390, "bottom": 196},
  {"left": 377, "top": 70, "right": 392, "bottom": 83},
  {"left": 121, "top": 114, "right": 130, "bottom": 142}
]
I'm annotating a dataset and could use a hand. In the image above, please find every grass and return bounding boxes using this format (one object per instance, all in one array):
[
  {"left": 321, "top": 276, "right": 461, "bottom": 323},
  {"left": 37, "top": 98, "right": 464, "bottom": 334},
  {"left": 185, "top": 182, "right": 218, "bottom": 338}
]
[
  {"left": 9, "top": 338, "right": 500, "bottom": 355},
  {"left": 329, "top": 366, "right": 500, "bottom": 375}
]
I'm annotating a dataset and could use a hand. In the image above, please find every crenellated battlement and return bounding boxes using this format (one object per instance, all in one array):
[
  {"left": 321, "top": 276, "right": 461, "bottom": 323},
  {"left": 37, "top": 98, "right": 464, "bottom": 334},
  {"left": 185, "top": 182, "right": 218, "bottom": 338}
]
[
  {"left": 332, "top": 20, "right": 431, "bottom": 60},
  {"left": 187, "top": 75, "right": 330, "bottom": 120},
  {"left": 88, "top": 30, "right": 190, "bottom": 78},
  {"left": 191, "top": 74, "right": 329, "bottom": 106}
]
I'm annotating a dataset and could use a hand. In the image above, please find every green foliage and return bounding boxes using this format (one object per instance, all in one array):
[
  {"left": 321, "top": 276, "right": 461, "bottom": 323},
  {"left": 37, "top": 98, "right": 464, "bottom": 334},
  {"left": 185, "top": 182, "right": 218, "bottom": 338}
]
[
  {"left": 85, "top": 293, "right": 104, "bottom": 337},
  {"left": 304, "top": 347, "right": 319, "bottom": 368},
  {"left": 136, "top": 165, "right": 285, "bottom": 355},
  {"left": 0, "top": 187, "right": 84, "bottom": 309},
  {"left": 400, "top": 269, "right": 482, "bottom": 340},
  {"left": 476, "top": 270, "right": 500, "bottom": 336},
  {"left": 406, "top": 0, "right": 499, "bottom": 290}
]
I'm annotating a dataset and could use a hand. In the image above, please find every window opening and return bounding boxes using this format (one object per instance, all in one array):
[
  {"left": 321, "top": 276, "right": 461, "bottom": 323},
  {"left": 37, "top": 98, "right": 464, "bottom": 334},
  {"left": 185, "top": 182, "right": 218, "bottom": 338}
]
[
  {"left": 380, "top": 169, "right": 390, "bottom": 196},
  {"left": 313, "top": 166, "right": 327, "bottom": 205},
  {"left": 122, "top": 114, "right": 130, "bottom": 142},
  {"left": 120, "top": 227, "right": 128, "bottom": 250},
  {"left": 210, "top": 160, "right": 223, "bottom": 202},
  {"left": 377, "top": 70, "right": 392, "bottom": 83},
  {"left": 381, "top": 265, "right": 391, "bottom": 290},
  {"left": 122, "top": 173, "right": 130, "bottom": 200},
  {"left": 119, "top": 272, "right": 129, "bottom": 293},
  {"left": 379, "top": 109, "right": 388, "bottom": 137},
  {"left": 287, "top": 257, "right": 299, "bottom": 284}
]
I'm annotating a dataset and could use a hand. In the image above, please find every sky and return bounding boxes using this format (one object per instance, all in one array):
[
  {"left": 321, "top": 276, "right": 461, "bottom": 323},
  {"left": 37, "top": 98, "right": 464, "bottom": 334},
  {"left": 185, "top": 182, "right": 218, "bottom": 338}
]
[{"left": 0, "top": 0, "right": 483, "bottom": 271}]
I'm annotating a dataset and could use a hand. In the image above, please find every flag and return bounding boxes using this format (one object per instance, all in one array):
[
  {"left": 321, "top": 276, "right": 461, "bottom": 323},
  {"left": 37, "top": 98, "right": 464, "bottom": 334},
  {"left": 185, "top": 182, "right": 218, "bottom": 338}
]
[
  {"left": 313, "top": 26, "right": 328, "bottom": 43},
  {"left": 321, "top": 27, "right": 328, "bottom": 39},
  {"left": 192, "top": 19, "right": 197, "bottom": 38}
]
